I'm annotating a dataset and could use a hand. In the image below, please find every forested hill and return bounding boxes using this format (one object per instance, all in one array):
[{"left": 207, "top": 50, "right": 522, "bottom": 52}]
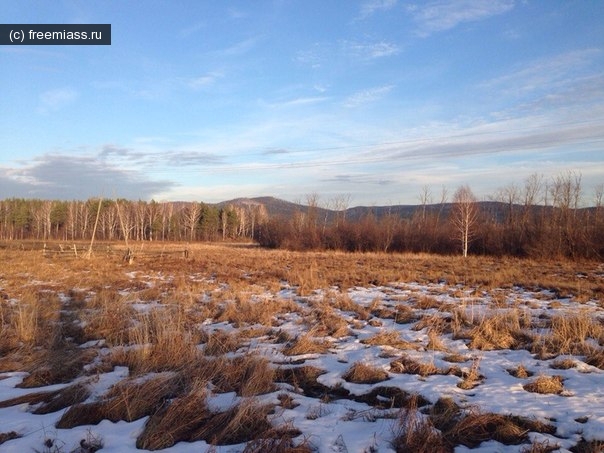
[
  {"left": 218, "top": 196, "right": 564, "bottom": 223},
  {"left": 0, "top": 192, "right": 601, "bottom": 259}
]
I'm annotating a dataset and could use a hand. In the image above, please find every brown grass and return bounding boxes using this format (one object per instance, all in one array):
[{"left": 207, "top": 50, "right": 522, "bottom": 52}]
[
  {"left": 136, "top": 381, "right": 210, "bottom": 450},
  {"left": 0, "top": 245, "right": 602, "bottom": 450},
  {"left": 550, "top": 358, "right": 576, "bottom": 369},
  {"left": 362, "top": 329, "right": 421, "bottom": 350},
  {"left": 282, "top": 330, "right": 330, "bottom": 356},
  {"left": 33, "top": 382, "right": 91, "bottom": 414},
  {"left": 342, "top": 362, "right": 389, "bottom": 384},
  {"left": 216, "top": 295, "right": 295, "bottom": 327},
  {"left": 570, "top": 439, "right": 604, "bottom": 453},
  {"left": 536, "top": 311, "right": 604, "bottom": 356},
  {"left": 428, "top": 397, "right": 462, "bottom": 433},
  {"left": 56, "top": 373, "right": 182, "bottom": 428},
  {"left": 508, "top": 364, "right": 533, "bottom": 378},
  {"left": 190, "top": 399, "right": 274, "bottom": 445},
  {"left": 203, "top": 329, "right": 242, "bottom": 355},
  {"left": 521, "top": 440, "right": 561, "bottom": 453},
  {"left": 523, "top": 375, "right": 565, "bottom": 394},
  {"left": 457, "top": 358, "right": 483, "bottom": 390},
  {"left": 390, "top": 355, "right": 443, "bottom": 377},
  {"left": 391, "top": 396, "right": 451, "bottom": 453},
  {"left": 211, "top": 355, "right": 276, "bottom": 396},
  {"left": 446, "top": 411, "right": 529, "bottom": 448},
  {"left": 274, "top": 365, "right": 326, "bottom": 396},
  {"left": 242, "top": 425, "right": 311, "bottom": 453},
  {"left": 108, "top": 307, "right": 202, "bottom": 375},
  {"left": 465, "top": 311, "right": 532, "bottom": 351},
  {"left": 585, "top": 347, "right": 604, "bottom": 370},
  {"left": 0, "top": 431, "right": 20, "bottom": 445},
  {"left": 18, "top": 347, "right": 97, "bottom": 388},
  {"left": 442, "top": 353, "right": 469, "bottom": 363}
]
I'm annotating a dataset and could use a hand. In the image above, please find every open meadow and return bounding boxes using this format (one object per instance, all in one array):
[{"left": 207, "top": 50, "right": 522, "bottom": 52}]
[{"left": 0, "top": 243, "right": 602, "bottom": 452}]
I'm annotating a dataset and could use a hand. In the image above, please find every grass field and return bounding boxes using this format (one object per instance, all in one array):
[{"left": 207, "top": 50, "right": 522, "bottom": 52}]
[{"left": 0, "top": 243, "right": 603, "bottom": 452}]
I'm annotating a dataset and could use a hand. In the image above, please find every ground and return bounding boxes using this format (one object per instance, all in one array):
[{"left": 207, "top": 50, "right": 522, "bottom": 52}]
[{"left": 0, "top": 243, "right": 602, "bottom": 452}]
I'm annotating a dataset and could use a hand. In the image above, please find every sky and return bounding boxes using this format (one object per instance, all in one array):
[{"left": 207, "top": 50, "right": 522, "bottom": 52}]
[{"left": 1, "top": 0, "right": 603, "bottom": 206}]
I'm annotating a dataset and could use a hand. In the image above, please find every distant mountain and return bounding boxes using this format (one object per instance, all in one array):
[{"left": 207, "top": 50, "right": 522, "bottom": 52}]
[
  {"left": 217, "top": 196, "right": 446, "bottom": 221},
  {"left": 215, "top": 196, "right": 574, "bottom": 224},
  {"left": 216, "top": 196, "right": 308, "bottom": 218}
]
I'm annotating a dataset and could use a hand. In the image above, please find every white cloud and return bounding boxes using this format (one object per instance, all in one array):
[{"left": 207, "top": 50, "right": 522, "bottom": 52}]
[
  {"left": 344, "top": 85, "right": 395, "bottom": 108},
  {"left": 407, "top": 0, "right": 515, "bottom": 37},
  {"left": 483, "top": 49, "right": 601, "bottom": 96},
  {"left": 179, "top": 21, "right": 205, "bottom": 38},
  {"left": 188, "top": 72, "right": 222, "bottom": 90},
  {"left": 214, "top": 37, "right": 260, "bottom": 57},
  {"left": 358, "top": 0, "right": 398, "bottom": 19},
  {"left": 342, "top": 40, "right": 400, "bottom": 59},
  {"left": 268, "top": 96, "right": 329, "bottom": 108},
  {"left": 37, "top": 88, "right": 77, "bottom": 114},
  {"left": 294, "top": 44, "right": 326, "bottom": 68}
]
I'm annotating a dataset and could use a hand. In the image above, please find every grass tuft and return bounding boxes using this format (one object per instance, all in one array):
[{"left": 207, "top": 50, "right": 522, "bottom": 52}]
[
  {"left": 342, "top": 362, "right": 389, "bottom": 384},
  {"left": 523, "top": 375, "right": 564, "bottom": 395}
]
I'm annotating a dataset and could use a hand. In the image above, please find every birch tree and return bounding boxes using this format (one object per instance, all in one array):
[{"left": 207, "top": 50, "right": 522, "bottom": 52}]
[{"left": 452, "top": 185, "right": 478, "bottom": 258}]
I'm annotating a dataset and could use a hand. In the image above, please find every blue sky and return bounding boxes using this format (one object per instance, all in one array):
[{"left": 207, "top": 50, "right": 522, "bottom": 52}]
[{"left": 1, "top": 0, "right": 603, "bottom": 206}]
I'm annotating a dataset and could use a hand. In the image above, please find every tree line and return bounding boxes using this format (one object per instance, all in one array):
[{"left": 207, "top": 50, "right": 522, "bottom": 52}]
[
  {"left": 0, "top": 172, "right": 602, "bottom": 259},
  {"left": 0, "top": 198, "right": 267, "bottom": 243},
  {"left": 255, "top": 172, "right": 604, "bottom": 260}
]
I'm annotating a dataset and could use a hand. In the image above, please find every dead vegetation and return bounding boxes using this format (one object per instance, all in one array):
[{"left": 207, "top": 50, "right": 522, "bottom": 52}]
[
  {"left": 0, "top": 244, "right": 602, "bottom": 451},
  {"left": 342, "top": 362, "right": 389, "bottom": 384},
  {"left": 523, "top": 375, "right": 565, "bottom": 395}
]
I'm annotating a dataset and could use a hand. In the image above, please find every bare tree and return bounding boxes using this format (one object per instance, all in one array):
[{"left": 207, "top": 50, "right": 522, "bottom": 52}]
[
  {"left": 594, "top": 183, "right": 604, "bottom": 225},
  {"left": 332, "top": 194, "right": 351, "bottom": 227},
  {"left": 418, "top": 185, "right": 432, "bottom": 225},
  {"left": 451, "top": 185, "right": 479, "bottom": 258},
  {"left": 183, "top": 202, "right": 201, "bottom": 242}
]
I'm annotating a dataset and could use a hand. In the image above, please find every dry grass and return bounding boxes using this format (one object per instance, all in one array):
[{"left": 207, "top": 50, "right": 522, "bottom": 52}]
[
  {"left": 523, "top": 375, "right": 565, "bottom": 394},
  {"left": 203, "top": 329, "right": 242, "bottom": 355},
  {"left": 0, "top": 245, "right": 602, "bottom": 450},
  {"left": 0, "top": 383, "right": 90, "bottom": 415},
  {"left": 521, "top": 440, "right": 561, "bottom": 453},
  {"left": 391, "top": 396, "right": 450, "bottom": 453},
  {"left": 0, "top": 431, "right": 20, "bottom": 445},
  {"left": 508, "top": 364, "right": 534, "bottom": 378},
  {"left": 361, "top": 329, "right": 420, "bottom": 350},
  {"left": 457, "top": 358, "right": 483, "bottom": 390},
  {"left": 108, "top": 307, "right": 202, "bottom": 375},
  {"left": 547, "top": 311, "right": 603, "bottom": 355},
  {"left": 33, "top": 383, "right": 91, "bottom": 415},
  {"left": 274, "top": 365, "right": 326, "bottom": 396},
  {"left": 342, "top": 362, "right": 389, "bottom": 384},
  {"left": 283, "top": 330, "right": 331, "bottom": 356},
  {"left": 390, "top": 355, "right": 443, "bottom": 377},
  {"left": 550, "top": 357, "right": 576, "bottom": 369},
  {"left": 242, "top": 424, "right": 311, "bottom": 453},
  {"left": 445, "top": 411, "right": 529, "bottom": 448},
  {"left": 136, "top": 381, "right": 210, "bottom": 450},
  {"left": 570, "top": 439, "right": 604, "bottom": 453},
  {"left": 216, "top": 295, "right": 296, "bottom": 327},
  {"left": 190, "top": 399, "right": 274, "bottom": 445},
  {"left": 56, "top": 373, "right": 182, "bottom": 428},
  {"left": 585, "top": 347, "right": 604, "bottom": 370},
  {"left": 442, "top": 353, "right": 469, "bottom": 363},
  {"left": 465, "top": 310, "right": 533, "bottom": 351},
  {"left": 211, "top": 355, "right": 276, "bottom": 396},
  {"left": 428, "top": 397, "right": 462, "bottom": 433}
]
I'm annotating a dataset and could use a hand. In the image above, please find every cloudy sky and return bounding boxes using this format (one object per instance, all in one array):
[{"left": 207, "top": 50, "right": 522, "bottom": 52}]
[{"left": 1, "top": 1, "right": 603, "bottom": 206}]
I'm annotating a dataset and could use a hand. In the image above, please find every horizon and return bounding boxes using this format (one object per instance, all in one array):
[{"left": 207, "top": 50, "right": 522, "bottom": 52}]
[{"left": 1, "top": 1, "right": 603, "bottom": 206}]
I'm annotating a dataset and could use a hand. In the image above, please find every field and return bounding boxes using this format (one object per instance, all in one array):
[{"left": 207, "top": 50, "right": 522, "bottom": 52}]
[{"left": 0, "top": 243, "right": 603, "bottom": 452}]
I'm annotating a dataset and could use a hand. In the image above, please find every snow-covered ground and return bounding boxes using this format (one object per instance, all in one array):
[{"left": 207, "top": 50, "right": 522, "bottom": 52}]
[{"left": 0, "top": 273, "right": 602, "bottom": 453}]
